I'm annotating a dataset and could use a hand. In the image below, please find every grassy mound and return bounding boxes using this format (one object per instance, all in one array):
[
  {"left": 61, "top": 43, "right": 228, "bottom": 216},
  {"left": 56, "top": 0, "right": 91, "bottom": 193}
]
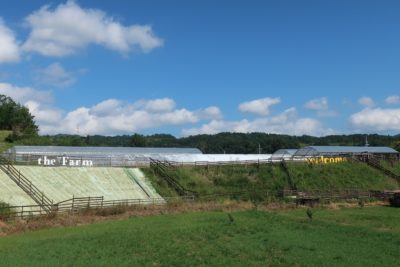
[
  {"left": 143, "top": 161, "right": 399, "bottom": 197},
  {"left": 288, "top": 161, "right": 399, "bottom": 191},
  {"left": 0, "top": 206, "right": 399, "bottom": 266}
]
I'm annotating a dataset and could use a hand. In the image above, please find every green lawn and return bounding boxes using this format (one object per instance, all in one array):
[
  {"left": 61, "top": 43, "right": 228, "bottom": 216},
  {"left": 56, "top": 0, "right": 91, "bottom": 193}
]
[{"left": 0, "top": 206, "right": 399, "bottom": 266}]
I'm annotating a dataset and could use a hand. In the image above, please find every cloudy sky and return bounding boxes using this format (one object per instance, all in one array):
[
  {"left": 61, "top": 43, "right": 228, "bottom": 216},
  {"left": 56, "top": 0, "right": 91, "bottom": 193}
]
[{"left": 0, "top": 0, "right": 400, "bottom": 136}]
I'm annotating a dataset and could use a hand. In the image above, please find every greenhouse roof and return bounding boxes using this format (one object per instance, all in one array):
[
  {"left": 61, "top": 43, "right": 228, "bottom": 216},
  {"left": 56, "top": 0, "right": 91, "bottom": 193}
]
[
  {"left": 294, "top": 146, "right": 398, "bottom": 156},
  {"left": 273, "top": 149, "right": 298, "bottom": 156},
  {"left": 8, "top": 146, "right": 202, "bottom": 157},
  {"left": 272, "top": 149, "right": 298, "bottom": 159}
]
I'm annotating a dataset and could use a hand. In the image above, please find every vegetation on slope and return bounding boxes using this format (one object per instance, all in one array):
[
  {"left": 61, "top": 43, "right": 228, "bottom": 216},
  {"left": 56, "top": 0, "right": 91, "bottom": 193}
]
[
  {"left": 143, "top": 161, "right": 399, "bottom": 198},
  {"left": 287, "top": 161, "right": 399, "bottom": 191},
  {"left": 0, "top": 207, "right": 399, "bottom": 266},
  {"left": 0, "top": 130, "right": 12, "bottom": 152},
  {"left": 379, "top": 160, "right": 400, "bottom": 176}
]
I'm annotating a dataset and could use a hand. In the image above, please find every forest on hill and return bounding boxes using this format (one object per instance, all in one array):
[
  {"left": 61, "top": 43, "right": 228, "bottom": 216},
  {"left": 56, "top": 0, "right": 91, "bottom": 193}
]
[{"left": 1, "top": 94, "right": 399, "bottom": 153}]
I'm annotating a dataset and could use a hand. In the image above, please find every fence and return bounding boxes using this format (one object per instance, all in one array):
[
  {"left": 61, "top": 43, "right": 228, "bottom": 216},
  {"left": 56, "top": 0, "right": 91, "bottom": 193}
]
[
  {"left": 0, "top": 189, "right": 388, "bottom": 221},
  {"left": 0, "top": 195, "right": 194, "bottom": 220},
  {"left": 150, "top": 159, "right": 197, "bottom": 196},
  {"left": 0, "top": 156, "right": 53, "bottom": 213}
]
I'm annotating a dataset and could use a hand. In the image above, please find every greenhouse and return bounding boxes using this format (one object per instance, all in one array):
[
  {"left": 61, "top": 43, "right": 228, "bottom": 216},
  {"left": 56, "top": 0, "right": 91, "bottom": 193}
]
[
  {"left": 271, "top": 149, "right": 298, "bottom": 160},
  {"left": 294, "top": 146, "right": 399, "bottom": 157},
  {"left": 4, "top": 146, "right": 203, "bottom": 167}
]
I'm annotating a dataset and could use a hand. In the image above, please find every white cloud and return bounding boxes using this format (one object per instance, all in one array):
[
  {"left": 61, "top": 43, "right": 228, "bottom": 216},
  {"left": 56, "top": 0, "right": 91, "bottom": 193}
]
[
  {"left": 197, "top": 106, "right": 223, "bottom": 120},
  {"left": 385, "top": 95, "right": 400, "bottom": 105},
  {"left": 0, "top": 83, "right": 53, "bottom": 103},
  {"left": 0, "top": 83, "right": 61, "bottom": 128},
  {"left": 358, "top": 96, "right": 375, "bottom": 108},
  {"left": 238, "top": 97, "right": 280, "bottom": 116},
  {"left": 46, "top": 103, "right": 200, "bottom": 136},
  {"left": 23, "top": 1, "right": 163, "bottom": 57},
  {"left": 350, "top": 108, "right": 400, "bottom": 131},
  {"left": 0, "top": 18, "right": 20, "bottom": 63},
  {"left": 304, "top": 97, "right": 337, "bottom": 117},
  {"left": 25, "top": 100, "right": 63, "bottom": 125},
  {"left": 183, "top": 107, "right": 334, "bottom": 137},
  {"left": 0, "top": 84, "right": 219, "bottom": 135},
  {"left": 144, "top": 98, "right": 176, "bottom": 112},
  {"left": 89, "top": 99, "right": 122, "bottom": 116},
  {"left": 35, "top": 62, "right": 77, "bottom": 87},
  {"left": 305, "top": 97, "right": 328, "bottom": 110},
  {"left": 17, "top": 95, "right": 221, "bottom": 135}
]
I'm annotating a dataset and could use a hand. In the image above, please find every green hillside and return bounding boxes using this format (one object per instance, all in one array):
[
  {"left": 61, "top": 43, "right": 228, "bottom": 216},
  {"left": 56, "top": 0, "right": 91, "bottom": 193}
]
[
  {"left": 287, "top": 161, "right": 398, "bottom": 191},
  {"left": 143, "top": 161, "right": 399, "bottom": 197}
]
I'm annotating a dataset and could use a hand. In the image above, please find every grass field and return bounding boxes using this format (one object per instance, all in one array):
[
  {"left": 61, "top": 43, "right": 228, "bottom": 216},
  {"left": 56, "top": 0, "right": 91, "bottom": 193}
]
[
  {"left": 0, "top": 206, "right": 399, "bottom": 266},
  {"left": 143, "top": 161, "right": 399, "bottom": 197}
]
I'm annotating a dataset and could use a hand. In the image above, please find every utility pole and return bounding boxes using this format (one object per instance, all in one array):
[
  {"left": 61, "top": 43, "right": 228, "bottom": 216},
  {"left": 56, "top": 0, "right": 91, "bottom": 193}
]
[
  {"left": 365, "top": 135, "right": 369, "bottom": 147},
  {"left": 258, "top": 143, "right": 261, "bottom": 154}
]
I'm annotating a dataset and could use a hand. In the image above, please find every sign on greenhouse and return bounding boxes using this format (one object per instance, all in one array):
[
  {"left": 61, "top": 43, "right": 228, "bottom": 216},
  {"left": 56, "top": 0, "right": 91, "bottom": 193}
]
[
  {"left": 37, "top": 156, "right": 93, "bottom": 167},
  {"left": 307, "top": 156, "right": 347, "bottom": 165}
]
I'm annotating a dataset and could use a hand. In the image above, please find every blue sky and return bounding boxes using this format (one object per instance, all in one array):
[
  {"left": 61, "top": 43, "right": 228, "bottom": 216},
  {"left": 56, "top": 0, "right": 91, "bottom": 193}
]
[{"left": 0, "top": 0, "right": 399, "bottom": 136}]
